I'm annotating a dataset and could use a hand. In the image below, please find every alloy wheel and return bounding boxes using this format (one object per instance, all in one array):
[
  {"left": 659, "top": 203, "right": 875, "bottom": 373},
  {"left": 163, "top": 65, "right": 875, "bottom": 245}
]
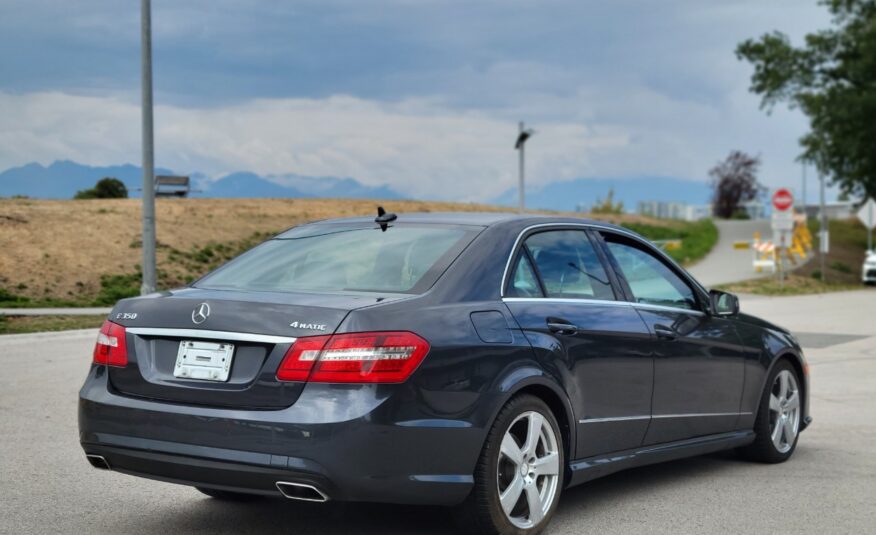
[
  {"left": 496, "top": 410, "right": 560, "bottom": 529},
  {"left": 769, "top": 369, "right": 800, "bottom": 454}
]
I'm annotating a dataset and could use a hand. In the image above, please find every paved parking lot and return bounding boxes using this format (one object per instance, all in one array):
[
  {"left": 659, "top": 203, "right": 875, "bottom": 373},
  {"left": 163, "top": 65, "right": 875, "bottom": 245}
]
[{"left": 1, "top": 290, "right": 874, "bottom": 534}]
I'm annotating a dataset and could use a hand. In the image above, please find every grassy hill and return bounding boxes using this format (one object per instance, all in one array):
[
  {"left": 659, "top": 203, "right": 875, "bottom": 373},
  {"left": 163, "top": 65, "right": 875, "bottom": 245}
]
[{"left": 0, "top": 198, "right": 716, "bottom": 307}]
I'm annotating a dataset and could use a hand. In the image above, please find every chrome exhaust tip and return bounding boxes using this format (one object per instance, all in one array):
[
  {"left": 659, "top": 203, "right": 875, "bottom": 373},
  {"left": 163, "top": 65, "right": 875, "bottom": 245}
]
[
  {"left": 86, "top": 454, "right": 111, "bottom": 470},
  {"left": 275, "top": 481, "right": 329, "bottom": 502}
]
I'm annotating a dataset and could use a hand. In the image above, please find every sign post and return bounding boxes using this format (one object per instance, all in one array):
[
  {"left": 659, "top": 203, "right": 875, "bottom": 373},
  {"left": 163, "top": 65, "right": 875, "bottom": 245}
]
[
  {"left": 857, "top": 198, "right": 876, "bottom": 253},
  {"left": 771, "top": 188, "right": 795, "bottom": 288}
]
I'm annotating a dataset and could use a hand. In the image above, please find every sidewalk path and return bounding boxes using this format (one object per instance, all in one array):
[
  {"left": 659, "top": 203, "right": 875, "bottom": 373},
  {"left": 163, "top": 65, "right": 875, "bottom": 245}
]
[{"left": 687, "top": 219, "right": 774, "bottom": 287}]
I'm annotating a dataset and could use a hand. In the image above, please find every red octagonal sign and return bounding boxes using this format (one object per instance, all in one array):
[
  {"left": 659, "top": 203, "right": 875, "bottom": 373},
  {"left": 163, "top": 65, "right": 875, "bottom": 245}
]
[{"left": 772, "top": 188, "right": 794, "bottom": 212}]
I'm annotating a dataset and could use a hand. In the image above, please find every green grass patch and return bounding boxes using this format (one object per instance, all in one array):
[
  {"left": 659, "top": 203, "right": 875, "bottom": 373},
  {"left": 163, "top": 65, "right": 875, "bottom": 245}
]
[
  {"left": 622, "top": 219, "right": 718, "bottom": 265},
  {"left": 0, "top": 314, "right": 106, "bottom": 335},
  {"left": 0, "top": 288, "right": 83, "bottom": 308},
  {"left": 93, "top": 273, "right": 141, "bottom": 305}
]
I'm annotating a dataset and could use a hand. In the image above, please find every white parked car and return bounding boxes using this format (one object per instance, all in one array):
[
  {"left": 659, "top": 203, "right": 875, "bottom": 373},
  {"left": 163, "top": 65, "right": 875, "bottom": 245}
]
[{"left": 864, "top": 250, "right": 876, "bottom": 284}]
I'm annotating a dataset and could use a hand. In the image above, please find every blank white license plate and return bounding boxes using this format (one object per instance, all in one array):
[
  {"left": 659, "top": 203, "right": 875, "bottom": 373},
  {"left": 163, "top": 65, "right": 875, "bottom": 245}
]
[{"left": 174, "top": 341, "right": 234, "bottom": 382}]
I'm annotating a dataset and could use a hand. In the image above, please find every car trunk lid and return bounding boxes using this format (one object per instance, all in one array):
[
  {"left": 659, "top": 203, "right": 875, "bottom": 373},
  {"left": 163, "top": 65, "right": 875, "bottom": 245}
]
[{"left": 106, "top": 288, "right": 406, "bottom": 409}]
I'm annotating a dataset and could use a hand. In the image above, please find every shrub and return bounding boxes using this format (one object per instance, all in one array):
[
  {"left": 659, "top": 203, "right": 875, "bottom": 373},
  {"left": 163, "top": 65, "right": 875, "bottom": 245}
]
[
  {"left": 93, "top": 273, "right": 141, "bottom": 305},
  {"left": 75, "top": 177, "right": 128, "bottom": 199}
]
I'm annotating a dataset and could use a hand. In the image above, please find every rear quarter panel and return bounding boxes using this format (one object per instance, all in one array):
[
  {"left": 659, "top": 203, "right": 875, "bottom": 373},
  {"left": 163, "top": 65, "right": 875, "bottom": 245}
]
[{"left": 339, "top": 296, "right": 575, "bottom": 472}]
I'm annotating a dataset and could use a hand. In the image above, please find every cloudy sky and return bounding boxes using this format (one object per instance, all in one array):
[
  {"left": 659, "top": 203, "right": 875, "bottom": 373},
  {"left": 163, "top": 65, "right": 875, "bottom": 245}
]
[{"left": 0, "top": 0, "right": 831, "bottom": 201}]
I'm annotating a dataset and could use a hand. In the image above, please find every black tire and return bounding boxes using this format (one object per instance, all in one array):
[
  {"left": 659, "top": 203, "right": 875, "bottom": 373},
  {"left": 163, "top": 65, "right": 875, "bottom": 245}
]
[
  {"left": 195, "top": 487, "right": 265, "bottom": 502},
  {"left": 454, "top": 394, "right": 564, "bottom": 535},
  {"left": 739, "top": 359, "right": 802, "bottom": 463}
]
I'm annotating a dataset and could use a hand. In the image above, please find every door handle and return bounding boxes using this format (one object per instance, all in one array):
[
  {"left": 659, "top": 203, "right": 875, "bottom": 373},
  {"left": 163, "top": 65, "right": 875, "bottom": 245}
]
[
  {"left": 546, "top": 317, "right": 578, "bottom": 335},
  {"left": 654, "top": 324, "right": 677, "bottom": 340}
]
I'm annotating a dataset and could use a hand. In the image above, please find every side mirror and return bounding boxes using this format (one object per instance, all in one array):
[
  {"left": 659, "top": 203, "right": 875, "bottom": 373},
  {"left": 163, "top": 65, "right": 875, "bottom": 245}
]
[{"left": 709, "top": 290, "right": 739, "bottom": 317}]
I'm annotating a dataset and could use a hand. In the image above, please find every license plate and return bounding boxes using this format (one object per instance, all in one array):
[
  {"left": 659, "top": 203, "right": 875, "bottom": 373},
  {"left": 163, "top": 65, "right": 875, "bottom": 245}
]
[{"left": 174, "top": 341, "right": 234, "bottom": 382}]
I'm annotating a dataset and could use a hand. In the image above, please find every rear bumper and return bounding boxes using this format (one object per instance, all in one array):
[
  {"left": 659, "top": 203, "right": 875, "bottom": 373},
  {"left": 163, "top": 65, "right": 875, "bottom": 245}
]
[{"left": 79, "top": 366, "right": 481, "bottom": 505}]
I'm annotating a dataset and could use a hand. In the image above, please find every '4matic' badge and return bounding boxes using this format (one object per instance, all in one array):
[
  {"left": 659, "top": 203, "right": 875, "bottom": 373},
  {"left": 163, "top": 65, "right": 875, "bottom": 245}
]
[{"left": 289, "top": 321, "right": 327, "bottom": 331}]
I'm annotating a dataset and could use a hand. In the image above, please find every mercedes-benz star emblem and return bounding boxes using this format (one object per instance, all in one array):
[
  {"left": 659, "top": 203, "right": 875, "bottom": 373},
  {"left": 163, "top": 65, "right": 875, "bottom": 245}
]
[{"left": 191, "top": 303, "right": 211, "bottom": 325}]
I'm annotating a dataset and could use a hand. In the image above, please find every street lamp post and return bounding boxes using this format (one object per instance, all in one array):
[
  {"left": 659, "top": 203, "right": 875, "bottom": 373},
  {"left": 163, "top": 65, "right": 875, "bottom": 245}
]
[
  {"left": 801, "top": 163, "right": 807, "bottom": 217},
  {"left": 819, "top": 172, "right": 827, "bottom": 282},
  {"left": 141, "top": 0, "right": 157, "bottom": 295},
  {"left": 515, "top": 122, "right": 534, "bottom": 214}
]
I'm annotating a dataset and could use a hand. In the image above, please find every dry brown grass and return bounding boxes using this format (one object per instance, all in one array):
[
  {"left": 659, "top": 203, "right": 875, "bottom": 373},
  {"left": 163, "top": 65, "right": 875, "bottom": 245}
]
[{"left": 0, "top": 198, "right": 663, "bottom": 302}]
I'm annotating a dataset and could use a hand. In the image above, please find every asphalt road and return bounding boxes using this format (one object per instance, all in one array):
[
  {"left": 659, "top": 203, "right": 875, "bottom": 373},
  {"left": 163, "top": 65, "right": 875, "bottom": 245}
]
[
  {"left": 1, "top": 290, "right": 874, "bottom": 534},
  {"left": 687, "top": 219, "right": 779, "bottom": 287}
]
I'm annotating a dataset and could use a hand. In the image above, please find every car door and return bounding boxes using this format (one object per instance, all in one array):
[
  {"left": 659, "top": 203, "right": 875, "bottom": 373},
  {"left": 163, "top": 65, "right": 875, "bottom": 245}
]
[
  {"left": 502, "top": 227, "right": 655, "bottom": 459},
  {"left": 597, "top": 231, "right": 746, "bottom": 445}
]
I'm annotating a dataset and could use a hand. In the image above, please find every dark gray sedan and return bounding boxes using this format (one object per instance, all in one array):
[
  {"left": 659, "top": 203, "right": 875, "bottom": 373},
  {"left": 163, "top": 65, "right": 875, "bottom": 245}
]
[{"left": 79, "top": 211, "right": 810, "bottom": 535}]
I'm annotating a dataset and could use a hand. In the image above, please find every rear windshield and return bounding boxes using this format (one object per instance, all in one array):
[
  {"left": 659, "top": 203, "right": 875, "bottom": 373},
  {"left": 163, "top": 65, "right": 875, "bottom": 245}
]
[{"left": 196, "top": 224, "right": 479, "bottom": 294}]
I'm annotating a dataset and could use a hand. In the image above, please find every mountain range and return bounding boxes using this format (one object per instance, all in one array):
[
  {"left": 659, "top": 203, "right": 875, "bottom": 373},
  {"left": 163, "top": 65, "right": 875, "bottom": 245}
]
[
  {"left": 0, "top": 161, "right": 404, "bottom": 201},
  {"left": 0, "top": 160, "right": 713, "bottom": 210},
  {"left": 493, "top": 177, "right": 711, "bottom": 212}
]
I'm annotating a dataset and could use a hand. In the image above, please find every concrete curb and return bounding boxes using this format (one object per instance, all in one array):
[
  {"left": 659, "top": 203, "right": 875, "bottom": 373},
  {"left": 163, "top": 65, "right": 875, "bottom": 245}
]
[
  {"left": 0, "top": 328, "right": 99, "bottom": 343},
  {"left": 0, "top": 308, "right": 111, "bottom": 317}
]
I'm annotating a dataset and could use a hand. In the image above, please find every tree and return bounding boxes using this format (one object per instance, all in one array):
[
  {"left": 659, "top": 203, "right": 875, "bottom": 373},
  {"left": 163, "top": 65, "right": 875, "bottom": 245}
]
[
  {"left": 591, "top": 188, "right": 625, "bottom": 214},
  {"left": 736, "top": 0, "right": 876, "bottom": 200},
  {"left": 74, "top": 177, "right": 128, "bottom": 199},
  {"left": 710, "top": 151, "right": 764, "bottom": 219}
]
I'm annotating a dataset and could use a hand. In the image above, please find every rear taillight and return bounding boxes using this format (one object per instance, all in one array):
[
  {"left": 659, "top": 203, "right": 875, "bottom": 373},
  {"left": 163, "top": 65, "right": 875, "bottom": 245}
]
[
  {"left": 93, "top": 320, "right": 128, "bottom": 367},
  {"left": 277, "top": 331, "right": 429, "bottom": 384}
]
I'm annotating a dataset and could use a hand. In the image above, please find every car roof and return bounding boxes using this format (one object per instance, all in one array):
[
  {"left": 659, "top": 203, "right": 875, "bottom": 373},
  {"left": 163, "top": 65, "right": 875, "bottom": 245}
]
[{"left": 293, "top": 211, "right": 628, "bottom": 231}]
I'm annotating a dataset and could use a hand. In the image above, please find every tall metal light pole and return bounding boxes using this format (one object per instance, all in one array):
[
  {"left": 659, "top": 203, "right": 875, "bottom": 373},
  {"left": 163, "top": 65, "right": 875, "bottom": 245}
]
[
  {"left": 801, "top": 163, "right": 807, "bottom": 217},
  {"left": 141, "top": 0, "right": 157, "bottom": 295},
  {"left": 819, "top": 171, "right": 827, "bottom": 282},
  {"left": 515, "top": 122, "right": 534, "bottom": 214}
]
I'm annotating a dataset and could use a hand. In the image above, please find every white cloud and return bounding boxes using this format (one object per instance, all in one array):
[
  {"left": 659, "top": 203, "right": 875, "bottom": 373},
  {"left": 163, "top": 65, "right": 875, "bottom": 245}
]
[
  {"left": 0, "top": 91, "right": 629, "bottom": 200},
  {"left": 0, "top": 82, "right": 816, "bottom": 201}
]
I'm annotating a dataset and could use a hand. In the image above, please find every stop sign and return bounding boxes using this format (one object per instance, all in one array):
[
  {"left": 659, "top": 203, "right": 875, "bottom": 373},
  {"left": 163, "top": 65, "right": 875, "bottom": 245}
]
[{"left": 772, "top": 188, "right": 794, "bottom": 212}]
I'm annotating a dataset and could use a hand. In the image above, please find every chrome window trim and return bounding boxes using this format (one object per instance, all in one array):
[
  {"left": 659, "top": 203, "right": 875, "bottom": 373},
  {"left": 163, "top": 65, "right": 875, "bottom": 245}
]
[
  {"left": 501, "top": 297, "right": 705, "bottom": 316},
  {"left": 502, "top": 297, "right": 632, "bottom": 308},
  {"left": 499, "top": 221, "right": 710, "bottom": 312},
  {"left": 578, "top": 411, "right": 752, "bottom": 424},
  {"left": 632, "top": 302, "right": 706, "bottom": 316},
  {"left": 127, "top": 327, "right": 297, "bottom": 345}
]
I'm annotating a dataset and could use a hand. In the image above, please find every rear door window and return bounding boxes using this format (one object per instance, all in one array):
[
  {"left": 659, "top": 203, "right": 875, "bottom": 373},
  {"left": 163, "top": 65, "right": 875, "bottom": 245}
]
[{"left": 510, "top": 230, "right": 614, "bottom": 300}]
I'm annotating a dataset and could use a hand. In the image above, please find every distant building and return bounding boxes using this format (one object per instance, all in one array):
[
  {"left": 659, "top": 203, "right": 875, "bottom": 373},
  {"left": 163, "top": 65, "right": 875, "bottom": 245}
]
[
  {"left": 739, "top": 201, "right": 766, "bottom": 220},
  {"left": 636, "top": 201, "right": 712, "bottom": 221},
  {"left": 802, "top": 201, "right": 858, "bottom": 220},
  {"left": 155, "top": 175, "right": 191, "bottom": 198}
]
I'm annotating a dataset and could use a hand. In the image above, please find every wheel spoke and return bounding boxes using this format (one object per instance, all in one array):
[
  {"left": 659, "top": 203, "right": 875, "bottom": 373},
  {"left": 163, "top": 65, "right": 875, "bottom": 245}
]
[
  {"left": 501, "top": 433, "right": 523, "bottom": 465},
  {"left": 783, "top": 417, "right": 796, "bottom": 445},
  {"left": 785, "top": 392, "right": 800, "bottom": 411},
  {"left": 500, "top": 474, "right": 524, "bottom": 516},
  {"left": 778, "top": 371, "right": 789, "bottom": 400},
  {"left": 524, "top": 481, "right": 544, "bottom": 525},
  {"left": 771, "top": 418, "right": 784, "bottom": 449},
  {"left": 522, "top": 413, "right": 544, "bottom": 457},
  {"left": 769, "top": 394, "right": 781, "bottom": 412},
  {"left": 532, "top": 451, "right": 559, "bottom": 476}
]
